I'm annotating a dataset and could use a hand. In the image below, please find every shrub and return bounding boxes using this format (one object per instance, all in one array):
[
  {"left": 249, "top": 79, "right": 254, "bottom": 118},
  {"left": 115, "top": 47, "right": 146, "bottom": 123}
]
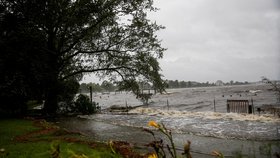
[{"left": 74, "top": 94, "right": 98, "bottom": 115}]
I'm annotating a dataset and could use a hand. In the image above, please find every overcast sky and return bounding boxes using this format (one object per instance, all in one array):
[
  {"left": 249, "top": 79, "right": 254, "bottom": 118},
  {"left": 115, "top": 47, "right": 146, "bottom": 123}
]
[{"left": 83, "top": 0, "right": 280, "bottom": 83}]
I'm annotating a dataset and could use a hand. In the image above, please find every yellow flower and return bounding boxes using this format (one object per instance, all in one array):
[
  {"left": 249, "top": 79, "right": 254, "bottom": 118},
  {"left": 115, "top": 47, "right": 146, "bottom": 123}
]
[
  {"left": 148, "top": 121, "right": 160, "bottom": 128},
  {"left": 211, "top": 150, "right": 224, "bottom": 158},
  {"left": 148, "top": 153, "right": 158, "bottom": 158}
]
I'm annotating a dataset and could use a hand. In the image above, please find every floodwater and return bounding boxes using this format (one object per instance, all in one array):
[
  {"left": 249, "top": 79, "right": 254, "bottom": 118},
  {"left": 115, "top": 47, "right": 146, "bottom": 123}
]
[
  {"left": 91, "top": 83, "right": 278, "bottom": 112},
  {"left": 57, "top": 84, "right": 280, "bottom": 158}
]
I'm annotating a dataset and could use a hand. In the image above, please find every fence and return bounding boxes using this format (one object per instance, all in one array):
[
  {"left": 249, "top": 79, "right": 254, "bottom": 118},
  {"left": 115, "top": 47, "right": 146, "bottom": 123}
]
[{"left": 227, "top": 100, "right": 254, "bottom": 114}]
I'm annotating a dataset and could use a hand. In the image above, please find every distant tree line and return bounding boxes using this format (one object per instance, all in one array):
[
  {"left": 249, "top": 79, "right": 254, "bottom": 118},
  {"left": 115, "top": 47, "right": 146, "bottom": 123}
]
[
  {"left": 79, "top": 80, "right": 250, "bottom": 93},
  {"left": 225, "top": 80, "right": 249, "bottom": 86},
  {"left": 167, "top": 80, "right": 215, "bottom": 89},
  {"left": 79, "top": 80, "right": 156, "bottom": 93},
  {"left": 166, "top": 80, "right": 249, "bottom": 89},
  {"left": 80, "top": 81, "right": 117, "bottom": 93}
]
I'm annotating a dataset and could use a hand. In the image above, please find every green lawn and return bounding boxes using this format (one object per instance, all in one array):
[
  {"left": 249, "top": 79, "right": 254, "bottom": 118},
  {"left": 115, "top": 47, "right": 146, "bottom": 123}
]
[{"left": 0, "top": 119, "right": 122, "bottom": 158}]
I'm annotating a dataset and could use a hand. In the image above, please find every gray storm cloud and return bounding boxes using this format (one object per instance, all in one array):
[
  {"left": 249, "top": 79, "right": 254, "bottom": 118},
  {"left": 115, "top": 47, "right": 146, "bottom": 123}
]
[
  {"left": 150, "top": 0, "right": 280, "bottom": 82},
  {"left": 83, "top": 0, "right": 280, "bottom": 83}
]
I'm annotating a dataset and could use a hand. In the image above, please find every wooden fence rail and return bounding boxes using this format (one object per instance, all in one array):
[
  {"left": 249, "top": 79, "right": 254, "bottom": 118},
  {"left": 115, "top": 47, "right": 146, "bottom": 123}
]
[{"left": 227, "top": 100, "right": 254, "bottom": 114}]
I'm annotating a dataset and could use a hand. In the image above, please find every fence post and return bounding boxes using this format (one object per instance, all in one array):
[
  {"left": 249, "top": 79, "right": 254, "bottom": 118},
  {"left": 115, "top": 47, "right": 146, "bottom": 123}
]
[
  {"left": 213, "top": 98, "right": 216, "bottom": 112},
  {"left": 167, "top": 99, "right": 169, "bottom": 110},
  {"left": 89, "top": 86, "right": 92, "bottom": 103},
  {"left": 248, "top": 105, "right": 252, "bottom": 114},
  {"left": 125, "top": 100, "right": 129, "bottom": 114},
  {"left": 251, "top": 98, "right": 254, "bottom": 114},
  {"left": 227, "top": 100, "right": 230, "bottom": 113}
]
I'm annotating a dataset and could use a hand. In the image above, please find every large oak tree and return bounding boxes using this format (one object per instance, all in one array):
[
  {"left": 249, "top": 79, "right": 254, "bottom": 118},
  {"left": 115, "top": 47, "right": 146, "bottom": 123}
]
[{"left": 0, "top": 0, "right": 166, "bottom": 115}]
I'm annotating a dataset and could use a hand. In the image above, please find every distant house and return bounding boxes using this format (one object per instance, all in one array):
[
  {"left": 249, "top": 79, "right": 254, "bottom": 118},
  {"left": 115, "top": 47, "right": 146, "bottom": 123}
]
[
  {"left": 215, "top": 80, "right": 224, "bottom": 86},
  {"left": 261, "top": 78, "right": 269, "bottom": 84}
]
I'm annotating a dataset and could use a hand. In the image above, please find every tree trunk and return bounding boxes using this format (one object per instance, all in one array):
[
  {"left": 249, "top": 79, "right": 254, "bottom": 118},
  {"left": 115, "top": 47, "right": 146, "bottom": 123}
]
[
  {"left": 43, "top": 64, "right": 59, "bottom": 116},
  {"left": 43, "top": 85, "right": 58, "bottom": 116},
  {"left": 44, "top": 33, "right": 59, "bottom": 116},
  {"left": 19, "top": 99, "right": 28, "bottom": 117}
]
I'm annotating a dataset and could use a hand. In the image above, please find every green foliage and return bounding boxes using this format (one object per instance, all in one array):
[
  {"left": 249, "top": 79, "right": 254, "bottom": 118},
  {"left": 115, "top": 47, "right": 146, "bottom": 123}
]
[
  {"left": 74, "top": 94, "right": 98, "bottom": 115},
  {"left": 50, "top": 141, "right": 61, "bottom": 158},
  {"left": 1, "top": 0, "right": 166, "bottom": 115},
  {"left": 58, "top": 79, "right": 80, "bottom": 104}
]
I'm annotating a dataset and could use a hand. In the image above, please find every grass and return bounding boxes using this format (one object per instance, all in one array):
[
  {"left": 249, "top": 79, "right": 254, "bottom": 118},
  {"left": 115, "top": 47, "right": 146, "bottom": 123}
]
[
  {"left": 0, "top": 119, "right": 122, "bottom": 158},
  {"left": 0, "top": 119, "right": 38, "bottom": 145}
]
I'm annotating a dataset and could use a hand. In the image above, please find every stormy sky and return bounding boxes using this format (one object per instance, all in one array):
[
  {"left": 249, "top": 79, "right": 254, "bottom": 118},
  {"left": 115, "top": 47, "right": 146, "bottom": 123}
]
[
  {"left": 151, "top": 0, "right": 280, "bottom": 82},
  {"left": 83, "top": 0, "right": 280, "bottom": 83}
]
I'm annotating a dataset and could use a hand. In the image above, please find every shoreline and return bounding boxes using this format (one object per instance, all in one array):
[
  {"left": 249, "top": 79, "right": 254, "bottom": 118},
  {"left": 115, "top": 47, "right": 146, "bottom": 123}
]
[{"left": 55, "top": 116, "right": 280, "bottom": 158}]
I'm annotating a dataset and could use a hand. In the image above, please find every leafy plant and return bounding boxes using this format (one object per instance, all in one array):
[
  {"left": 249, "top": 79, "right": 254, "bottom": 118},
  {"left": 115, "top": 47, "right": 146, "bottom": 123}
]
[
  {"left": 145, "top": 121, "right": 231, "bottom": 158},
  {"left": 50, "top": 141, "right": 61, "bottom": 158},
  {"left": 74, "top": 94, "right": 99, "bottom": 115},
  {"left": 145, "top": 121, "right": 192, "bottom": 158},
  {"left": 211, "top": 150, "right": 224, "bottom": 158}
]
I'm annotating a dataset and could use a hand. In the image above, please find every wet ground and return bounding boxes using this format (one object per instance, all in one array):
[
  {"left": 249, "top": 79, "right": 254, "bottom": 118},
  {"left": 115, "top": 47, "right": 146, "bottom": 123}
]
[
  {"left": 56, "top": 117, "right": 280, "bottom": 158},
  {"left": 58, "top": 84, "right": 280, "bottom": 158}
]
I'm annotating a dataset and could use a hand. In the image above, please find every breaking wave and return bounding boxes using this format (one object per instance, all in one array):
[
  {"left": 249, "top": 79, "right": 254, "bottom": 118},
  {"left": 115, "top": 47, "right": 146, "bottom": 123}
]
[
  {"left": 78, "top": 84, "right": 280, "bottom": 141},
  {"left": 79, "top": 107, "right": 280, "bottom": 140},
  {"left": 129, "top": 107, "right": 280, "bottom": 123}
]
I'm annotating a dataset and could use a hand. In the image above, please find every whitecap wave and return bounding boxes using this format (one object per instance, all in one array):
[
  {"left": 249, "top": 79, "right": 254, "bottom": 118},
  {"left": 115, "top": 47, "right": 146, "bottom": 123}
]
[{"left": 129, "top": 107, "right": 280, "bottom": 123}]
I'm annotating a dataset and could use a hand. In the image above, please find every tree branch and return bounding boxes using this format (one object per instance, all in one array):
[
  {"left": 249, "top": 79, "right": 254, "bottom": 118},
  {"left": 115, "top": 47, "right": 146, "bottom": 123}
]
[
  {"left": 59, "top": 65, "right": 136, "bottom": 81},
  {"left": 59, "top": 11, "right": 114, "bottom": 56}
]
